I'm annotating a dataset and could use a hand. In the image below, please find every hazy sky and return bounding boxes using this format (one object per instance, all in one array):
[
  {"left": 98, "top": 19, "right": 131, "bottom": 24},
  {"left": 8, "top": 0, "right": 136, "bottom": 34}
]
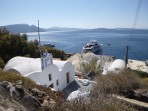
[{"left": 0, "top": 0, "right": 148, "bottom": 29}]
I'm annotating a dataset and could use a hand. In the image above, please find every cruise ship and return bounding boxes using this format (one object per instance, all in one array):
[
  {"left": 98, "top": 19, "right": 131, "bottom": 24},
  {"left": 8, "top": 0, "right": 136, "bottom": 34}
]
[{"left": 82, "top": 40, "right": 102, "bottom": 53}]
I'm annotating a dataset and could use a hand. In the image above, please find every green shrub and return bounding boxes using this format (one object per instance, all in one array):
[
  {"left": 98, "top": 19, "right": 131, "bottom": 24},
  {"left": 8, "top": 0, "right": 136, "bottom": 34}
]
[
  {"left": 0, "top": 28, "right": 65, "bottom": 63},
  {"left": 45, "top": 47, "right": 65, "bottom": 60}
]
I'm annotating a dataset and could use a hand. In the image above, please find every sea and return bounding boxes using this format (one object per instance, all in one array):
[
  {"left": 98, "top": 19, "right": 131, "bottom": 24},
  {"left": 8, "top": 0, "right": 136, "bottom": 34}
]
[{"left": 27, "top": 30, "right": 148, "bottom": 61}]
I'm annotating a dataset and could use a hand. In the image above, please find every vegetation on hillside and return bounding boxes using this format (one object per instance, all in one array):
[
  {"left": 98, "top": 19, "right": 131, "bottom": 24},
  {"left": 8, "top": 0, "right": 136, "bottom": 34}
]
[
  {"left": 42, "top": 71, "right": 141, "bottom": 111},
  {"left": 0, "top": 28, "right": 65, "bottom": 67},
  {"left": 0, "top": 67, "right": 147, "bottom": 110},
  {"left": 42, "top": 69, "right": 146, "bottom": 111},
  {"left": 92, "top": 70, "right": 141, "bottom": 95}
]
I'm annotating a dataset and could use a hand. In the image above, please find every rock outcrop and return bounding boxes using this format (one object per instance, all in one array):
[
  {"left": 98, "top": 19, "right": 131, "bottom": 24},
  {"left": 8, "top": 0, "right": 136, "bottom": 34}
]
[
  {"left": 67, "top": 53, "right": 114, "bottom": 75},
  {"left": 0, "top": 81, "right": 56, "bottom": 111}
]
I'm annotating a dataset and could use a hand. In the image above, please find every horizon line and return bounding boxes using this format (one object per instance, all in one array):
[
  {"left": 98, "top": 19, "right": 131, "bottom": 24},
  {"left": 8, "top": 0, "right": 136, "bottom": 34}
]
[{"left": 1, "top": 23, "right": 148, "bottom": 30}]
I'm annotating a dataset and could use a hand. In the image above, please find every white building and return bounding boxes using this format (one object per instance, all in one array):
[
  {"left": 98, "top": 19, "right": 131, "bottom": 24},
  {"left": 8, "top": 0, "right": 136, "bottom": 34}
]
[
  {"left": 102, "top": 59, "right": 125, "bottom": 75},
  {"left": 3, "top": 52, "right": 75, "bottom": 91},
  {"left": 108, "top": 59, "right": 125, "bottom": 72}
]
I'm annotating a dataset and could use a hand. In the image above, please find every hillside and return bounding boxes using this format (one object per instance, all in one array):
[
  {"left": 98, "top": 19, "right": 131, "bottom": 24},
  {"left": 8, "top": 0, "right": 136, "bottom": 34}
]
[
  {"left": 0, "top": 24, "right": 82, "bottom": 33},
  {"left": 0, "top": 24, "right": 45, "bottom": 33},
  {"left": 1, "top": 70, "right": 147, "bottom": 111},
  {"left": 0, "top": 71, "right": 58, "bottom": 111},
  {"left": 89, "top": 28, "right": 148, "bottom": 34}
]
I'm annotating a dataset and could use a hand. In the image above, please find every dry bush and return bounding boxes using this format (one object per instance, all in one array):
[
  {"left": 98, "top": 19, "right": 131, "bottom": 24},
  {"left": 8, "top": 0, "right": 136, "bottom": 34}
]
[
  {"left": 42, "top": 96, "right": 138, "bottom": 111},
  {"left": 45, "top": 69, "right": 141, "bottom": 111},
  {"left": 92, "top": 69, "right": 141, "bottom": 96}
]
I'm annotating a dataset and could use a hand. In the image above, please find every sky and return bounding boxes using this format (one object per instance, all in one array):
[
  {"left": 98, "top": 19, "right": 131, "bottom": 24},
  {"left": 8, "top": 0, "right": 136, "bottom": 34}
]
[{"left": 0, "top": 0, "right": 148, "bottom": 29}]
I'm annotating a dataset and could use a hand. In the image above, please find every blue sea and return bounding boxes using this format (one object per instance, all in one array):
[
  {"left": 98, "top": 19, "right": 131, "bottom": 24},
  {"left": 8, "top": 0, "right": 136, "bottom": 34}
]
[{"left": 27, "top": 30, "right": 148, "bottom": 61}]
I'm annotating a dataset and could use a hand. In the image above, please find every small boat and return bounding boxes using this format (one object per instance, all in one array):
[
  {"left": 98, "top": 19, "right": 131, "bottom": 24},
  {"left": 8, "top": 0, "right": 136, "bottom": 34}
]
[
  {"left": 82, "top": 40, "right": 101, "bottom": 53},
  {"left": 43, "top": 43, "right": 55, "bottom": 47}
]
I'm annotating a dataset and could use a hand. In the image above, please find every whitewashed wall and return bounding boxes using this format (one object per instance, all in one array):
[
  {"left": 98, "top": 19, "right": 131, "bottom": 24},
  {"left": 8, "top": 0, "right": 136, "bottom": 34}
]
[
  {"left": 58, "top": 62, "right": 75, "bottom": 90},
  {"left": 26, "top": 65, "right": 58, "bottom": 88}
]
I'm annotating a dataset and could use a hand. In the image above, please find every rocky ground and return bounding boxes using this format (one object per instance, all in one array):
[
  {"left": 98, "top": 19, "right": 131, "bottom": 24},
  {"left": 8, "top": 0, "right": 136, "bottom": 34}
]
[{"left": 0, "top": 81, "right": 56, "bottom": 111}]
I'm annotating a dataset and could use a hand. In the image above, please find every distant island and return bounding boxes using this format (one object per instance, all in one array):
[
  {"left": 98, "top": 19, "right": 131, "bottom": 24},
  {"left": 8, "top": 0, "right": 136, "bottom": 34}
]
[
  {"left": 0, "top": 24, "right": 148, "bottom": 34},
  {"left": 0, "top": 24, "right": 82, "bottom": 33},
  {"left": 0, "top": 24, "right": 45, "bottom": 33}
]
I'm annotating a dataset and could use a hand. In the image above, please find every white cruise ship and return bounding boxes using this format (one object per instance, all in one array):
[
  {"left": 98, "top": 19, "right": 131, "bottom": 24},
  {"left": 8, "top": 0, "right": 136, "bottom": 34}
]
[{"left": 82, "top": 40, "right": 102, "bottom": 53}]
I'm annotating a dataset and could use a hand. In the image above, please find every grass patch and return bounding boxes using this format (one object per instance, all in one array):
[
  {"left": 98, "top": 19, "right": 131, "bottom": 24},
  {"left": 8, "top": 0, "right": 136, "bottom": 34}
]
[{"left": 0, "top": 71, "right": 36, "bottom": 88}]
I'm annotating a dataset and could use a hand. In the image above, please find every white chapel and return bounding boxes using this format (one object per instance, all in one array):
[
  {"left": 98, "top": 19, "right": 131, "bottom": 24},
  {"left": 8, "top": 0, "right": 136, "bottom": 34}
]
[{"left": 3, "top": 51, "right": 75, "bottom": 91}]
